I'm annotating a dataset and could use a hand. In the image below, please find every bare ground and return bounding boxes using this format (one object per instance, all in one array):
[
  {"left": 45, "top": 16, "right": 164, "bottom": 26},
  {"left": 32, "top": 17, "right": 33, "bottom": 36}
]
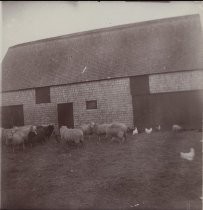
[{"left": 1, "top": 131, "right": 202, "bottom": 210}]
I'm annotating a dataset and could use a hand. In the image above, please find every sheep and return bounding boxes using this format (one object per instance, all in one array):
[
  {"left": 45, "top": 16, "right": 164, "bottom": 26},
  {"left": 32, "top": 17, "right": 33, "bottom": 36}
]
[
  {"left": 92, "top": 123, "right": 112, "bottom": 142},
  {"left": 11, "top": 125, "right": 37, "bottom": 152},
  {"left": 42, "top": 124, "right": 55, "bottom": 142},
  {"left": 51, "top": 126, "right": 60, "bottom": 143},
  {"left": 106, "top": 122, "right": 128, "bottom": 144},
  {"left": 60, "top": 126, "right": 84, "bottom": 146},
  {"left": 27, "top": 124, "right": 55, "bottom": 146},
  {"left": 1, "top": 128, "right": 16, "bottom": 146},
  {"left": 79, "top": 122, "right": 95, "bottom": 140},
  {"left": 28, "top": 126, "right": 45, "bottom": 146},
  {"left": 40, "top": 124, "right": 55, "bottom": 140}
]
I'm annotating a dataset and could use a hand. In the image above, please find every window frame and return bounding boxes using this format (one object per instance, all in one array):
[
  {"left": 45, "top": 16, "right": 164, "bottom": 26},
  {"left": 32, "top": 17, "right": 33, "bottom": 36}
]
[{"left": 86, "top": 100, "right": 97, "bottom": 110}]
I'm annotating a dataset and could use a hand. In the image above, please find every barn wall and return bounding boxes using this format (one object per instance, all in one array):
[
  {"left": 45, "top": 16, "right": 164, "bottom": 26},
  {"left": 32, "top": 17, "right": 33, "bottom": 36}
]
[
  {"left": 149, "top": 70, "right": 203, "bottom": 93},
  {"left": 1, "top": 78, "right": 134, "bottom": 128},
  {"left": 1, "top": 89, "right": 57, "bottom": 126},
  {"left": 51, "top": 78, "right": 134, "bottom": 127},
  {"left": 130, "top": 70, "right": 203, "bottom": 129}
]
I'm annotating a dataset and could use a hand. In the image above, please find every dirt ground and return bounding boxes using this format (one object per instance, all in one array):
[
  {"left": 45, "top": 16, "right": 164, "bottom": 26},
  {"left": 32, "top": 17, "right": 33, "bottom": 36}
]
[{"left": 1, "top": 130, "right": 202, "bottom": 210}]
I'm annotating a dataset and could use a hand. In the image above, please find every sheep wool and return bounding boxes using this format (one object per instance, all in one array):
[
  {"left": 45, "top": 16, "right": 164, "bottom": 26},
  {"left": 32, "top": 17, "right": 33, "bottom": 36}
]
[
  {"left": 60, "top": 126, "right": 84, "bottom": 145},
  {"left": 93, "top": 123, "right": 111, "bottom": 136},
  {"left": 106, "top": 122, "right": 127, "bottom": 143},
  {"left": 79, "top": 122, "right": 95, "bottom": 136}
]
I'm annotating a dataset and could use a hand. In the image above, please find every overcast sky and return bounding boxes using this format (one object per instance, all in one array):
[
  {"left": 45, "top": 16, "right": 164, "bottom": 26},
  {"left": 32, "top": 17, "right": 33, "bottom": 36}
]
[{"left": 1, "top": 1, "right": 203, "bottom": 59}]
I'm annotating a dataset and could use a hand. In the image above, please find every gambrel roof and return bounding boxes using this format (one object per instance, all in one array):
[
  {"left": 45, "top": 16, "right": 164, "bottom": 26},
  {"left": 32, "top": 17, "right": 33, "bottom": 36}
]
[{"left": 2, "top": 14, "right": 203, "bottom": 92}]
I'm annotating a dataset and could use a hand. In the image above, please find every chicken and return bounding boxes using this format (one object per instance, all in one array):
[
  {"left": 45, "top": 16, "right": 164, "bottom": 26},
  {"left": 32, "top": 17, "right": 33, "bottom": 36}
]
[
  {"left": 145, "top": 128, "right": 152, "bottom": 134},
  {"left": 172, "top": 124, "right": 182, "bottom": 132},
  {"left": 155, "top": 125, "right": 161, "bottom": 131},
  {"left": 180, "top": 148, "right": 195, "bottom": 161},
  {"left": 133, "top": 127, "right": 138, "bottom": 135}
]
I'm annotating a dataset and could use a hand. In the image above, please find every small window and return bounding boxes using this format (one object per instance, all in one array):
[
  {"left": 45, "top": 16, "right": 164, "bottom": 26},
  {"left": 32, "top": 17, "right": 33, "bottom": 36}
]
[
  {"left": 86, "top": 100, "right": 97, "bottom": 110},
  {"left": 35, "top": 87, "right": 50, "bottom": 104}
]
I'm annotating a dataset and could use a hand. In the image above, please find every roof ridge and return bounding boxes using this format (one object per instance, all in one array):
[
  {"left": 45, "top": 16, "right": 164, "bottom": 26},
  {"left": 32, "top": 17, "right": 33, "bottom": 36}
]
[{"left": 10, "top": 14, "right": 200, "bottom": 49}]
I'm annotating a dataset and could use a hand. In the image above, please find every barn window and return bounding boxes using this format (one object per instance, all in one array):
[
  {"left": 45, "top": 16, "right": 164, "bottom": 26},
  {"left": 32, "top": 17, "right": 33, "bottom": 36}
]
[
  {"left": 35, "top": 87, "right": 50, "bottom": 104},
  {"left": 86, "top": 100, "right": 97, "bottom": 110}
]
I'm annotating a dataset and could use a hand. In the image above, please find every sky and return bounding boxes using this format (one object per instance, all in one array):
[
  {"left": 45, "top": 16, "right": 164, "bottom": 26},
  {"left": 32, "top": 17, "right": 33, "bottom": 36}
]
[{"left": 1, "top": 1, "right": 203, "bottom": 59}]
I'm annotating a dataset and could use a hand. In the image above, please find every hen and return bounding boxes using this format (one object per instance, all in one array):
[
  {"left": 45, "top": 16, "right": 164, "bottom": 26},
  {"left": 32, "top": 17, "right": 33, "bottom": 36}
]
[{"left": 180, "top": 148, "right": 195, "bottom": 161}]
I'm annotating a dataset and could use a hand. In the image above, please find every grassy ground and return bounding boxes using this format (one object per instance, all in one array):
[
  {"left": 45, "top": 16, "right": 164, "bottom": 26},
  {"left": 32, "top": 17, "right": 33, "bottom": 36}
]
[{"left": 1, "top": 131, "right": 202, "bottom": 210}]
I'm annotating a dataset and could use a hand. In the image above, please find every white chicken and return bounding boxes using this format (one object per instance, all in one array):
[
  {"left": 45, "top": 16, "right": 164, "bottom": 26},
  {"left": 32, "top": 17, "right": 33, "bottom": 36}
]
[
  {"left": 180, "top": 148, "right": 195, "bottom": 161},
  {"left": 172, "top": 124, "right": 182, "bottom": 132},
  {"left": 145, "top": 128, "right": 152, "bottom": 134},
  {"left": 133, "top": 127, "right": 138, "bottom": 135}
]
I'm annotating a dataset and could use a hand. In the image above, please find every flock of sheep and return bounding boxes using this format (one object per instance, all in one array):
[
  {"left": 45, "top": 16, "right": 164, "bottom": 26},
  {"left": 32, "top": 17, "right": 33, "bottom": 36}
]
[
  {"left": 0, "top": 121, "right": 197, "bottom": 153},
  {"left": 57, "top": 122, "right": 128, "bottom": 145},
  {"left": 0, "top": 122, "right": 129, "bottom": 152},
  {"left": 1, "top": 124, "right": 54, "bottom": 152}
]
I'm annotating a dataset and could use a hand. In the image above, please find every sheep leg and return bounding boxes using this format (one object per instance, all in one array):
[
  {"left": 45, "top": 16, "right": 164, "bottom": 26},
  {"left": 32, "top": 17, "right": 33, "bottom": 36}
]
[
  {"left": 121, "top": 133, "right": 126, "bottom": 144},
  {"left": 121, "top": 137, "right": 125, "bottom": 144},
  {"left": 12, "top": 145, "right": 15, "bottom": 153},
  {"left": 80, "top": 141, "right": 84, "bottom": 148},
  {"left": 124, "top": 132, "right": 127, "bottom": 141}
]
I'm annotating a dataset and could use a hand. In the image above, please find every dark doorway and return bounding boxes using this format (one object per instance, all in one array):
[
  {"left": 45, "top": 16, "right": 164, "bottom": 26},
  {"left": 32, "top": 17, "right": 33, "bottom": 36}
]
[
  {"left": 57, "top": 103, "right": 74, "bottom": 128},
  {"left": 132, "top": 95, "right": 151, "bottom": 129},
  {"left": 150, "top": 90, "right": 203, "bottom": 130},
  {"left": 1, "top": 105, "right": 24, "bottom": 128},
  {"left": 130, "top": 75, "right": 151, "bottom": 129},
  {"left": 130, "top": 76, "right": 203, "bottom": 130},
  {"left": 131, "top": 89, "right": 203, "bottom": 130}
]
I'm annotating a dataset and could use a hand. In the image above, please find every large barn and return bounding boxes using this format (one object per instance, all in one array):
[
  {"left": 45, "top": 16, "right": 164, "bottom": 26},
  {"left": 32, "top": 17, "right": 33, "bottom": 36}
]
[{"left": 1, "top": 14, "right": 203, "bottom": 130}]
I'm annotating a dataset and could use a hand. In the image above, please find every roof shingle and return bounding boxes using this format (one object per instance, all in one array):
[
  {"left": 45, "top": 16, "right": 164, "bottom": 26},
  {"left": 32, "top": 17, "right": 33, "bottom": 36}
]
[{"left": 2, "top": 14, "right": 203, "bottom": 92}]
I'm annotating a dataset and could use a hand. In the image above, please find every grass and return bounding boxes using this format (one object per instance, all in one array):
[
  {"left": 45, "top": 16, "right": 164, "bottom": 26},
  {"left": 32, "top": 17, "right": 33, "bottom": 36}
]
[{"left": 1, "top": 130, "right": 202, "bottom": 210}]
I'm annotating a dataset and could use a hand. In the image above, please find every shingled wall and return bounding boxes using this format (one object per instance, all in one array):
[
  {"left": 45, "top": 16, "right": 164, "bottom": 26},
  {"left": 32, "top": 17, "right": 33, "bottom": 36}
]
[
  {"left": 51, "top": 78, "right": 133, "bottom": 128},
  {"left": 149, "top": 70, "right": 203, "bottom": 93},
  {"left": 1, "top": 78, "right": 134, "bottom": 128}
]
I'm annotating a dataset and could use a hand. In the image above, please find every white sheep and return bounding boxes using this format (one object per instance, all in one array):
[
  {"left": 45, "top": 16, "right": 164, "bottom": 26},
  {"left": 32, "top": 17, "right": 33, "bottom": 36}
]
[
  {"left": 79, "top": 122, "right": 95, "bottom": 140},
  {"left": 60, "top": 126, "right": 84, "bottom": 146},
  {"left": 106, "top": 122, "right": 128, "bottom": 144},
  {"left": 11, "top": 125, "right": 37, "bottom": 152},
  {"left": 92, "top": 123, "right": 112, "bottom": 142},
  {"left": 1, "top": 127, "right": 17, "bottom": 146}
]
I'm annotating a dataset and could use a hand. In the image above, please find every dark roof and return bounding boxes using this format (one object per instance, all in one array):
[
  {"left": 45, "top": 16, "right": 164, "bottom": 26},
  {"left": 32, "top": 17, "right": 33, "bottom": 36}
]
[{"left": 2, "top": 14, "right": 203, "bottom": 92}]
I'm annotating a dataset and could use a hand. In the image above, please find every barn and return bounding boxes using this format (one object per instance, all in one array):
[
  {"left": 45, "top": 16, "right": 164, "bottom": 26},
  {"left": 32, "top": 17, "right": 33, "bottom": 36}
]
[{"left": 1, "top": 14, "right": 203, "bottom": 130}]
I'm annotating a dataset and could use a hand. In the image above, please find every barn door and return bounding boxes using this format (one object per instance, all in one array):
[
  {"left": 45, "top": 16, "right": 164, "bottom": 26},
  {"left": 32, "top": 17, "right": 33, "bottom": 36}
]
[
  {"left": 57, "top": 103, "right": 74, "bottom": 128},
  {"left": 130, "top": 75, "right": 151, "bottom": 129},
  {"left": 132, "top": 95, "right": 151, "bottom": 129},
  {"left": 1, "top": 105, "right": 24, "bottom": 128},
  {"left": 150, "top": 90, "right": 203, "bottom": 130}
]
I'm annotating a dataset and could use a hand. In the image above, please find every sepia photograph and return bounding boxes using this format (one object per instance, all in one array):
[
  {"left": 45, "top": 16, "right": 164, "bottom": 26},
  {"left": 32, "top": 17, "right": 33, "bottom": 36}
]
[{"left": 1, "top": 1, "right": 203, "bottom": 210}]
